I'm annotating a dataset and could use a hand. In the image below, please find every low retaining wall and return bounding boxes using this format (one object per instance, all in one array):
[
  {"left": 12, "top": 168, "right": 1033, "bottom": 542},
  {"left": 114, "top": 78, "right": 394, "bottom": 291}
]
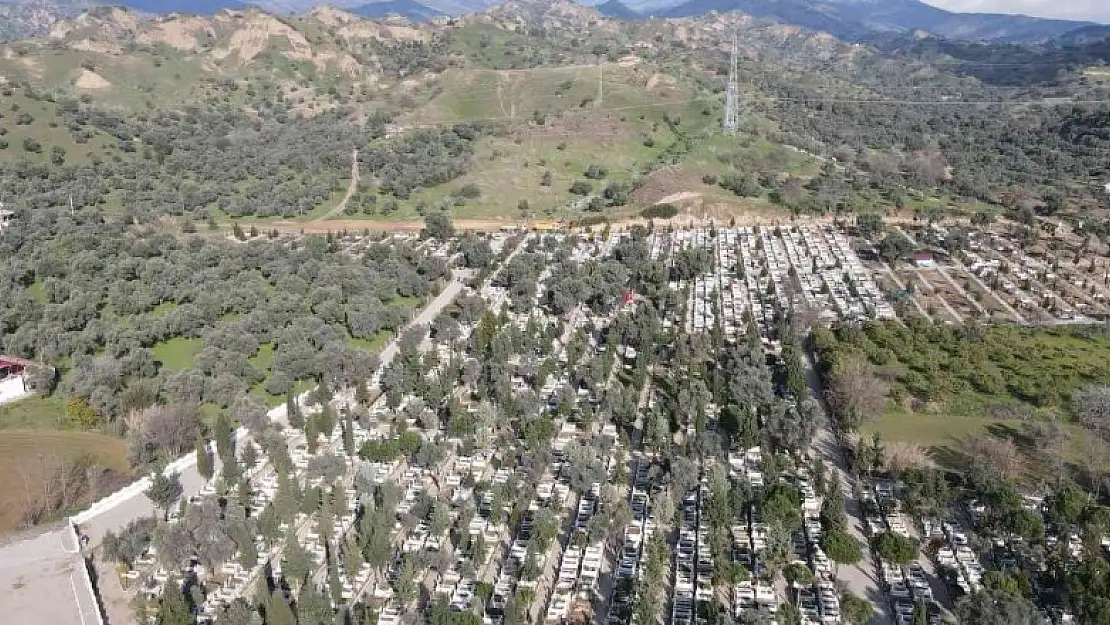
[{"left": 68, "top": 522, "right": 106, "bottom": 625}]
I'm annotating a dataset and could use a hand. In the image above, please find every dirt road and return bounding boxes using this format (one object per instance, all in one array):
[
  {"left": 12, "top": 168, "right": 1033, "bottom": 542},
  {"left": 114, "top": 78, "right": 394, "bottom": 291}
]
[{"left": 315, "top": 148, "right": 361, "bottom": 222}]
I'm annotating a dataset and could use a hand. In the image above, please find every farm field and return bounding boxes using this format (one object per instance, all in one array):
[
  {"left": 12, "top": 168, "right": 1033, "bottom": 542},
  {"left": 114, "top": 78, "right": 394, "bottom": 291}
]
[{"left": 0, "top": 429, "right": 130, "bottom": 532}]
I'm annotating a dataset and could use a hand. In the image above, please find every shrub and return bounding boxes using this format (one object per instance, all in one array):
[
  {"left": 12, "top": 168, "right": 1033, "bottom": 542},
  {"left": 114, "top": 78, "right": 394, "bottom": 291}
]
[
  {"left": 640, "top": 204, "right": 678, "bottom": 219},
  {"left": 569, "top": 180, "right": 592, "bottom": 196},
  {"left": 584, "top": 164, "right": 608, "bottom": 180},
  {"left": 457, "top": 183, "right": 482, "bottom": 199}
]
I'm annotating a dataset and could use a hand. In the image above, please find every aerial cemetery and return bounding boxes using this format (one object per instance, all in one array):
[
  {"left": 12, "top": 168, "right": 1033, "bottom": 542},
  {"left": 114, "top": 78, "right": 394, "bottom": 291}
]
[{"left": 72, "top": 218, "right": 1110, "bottom": 625}]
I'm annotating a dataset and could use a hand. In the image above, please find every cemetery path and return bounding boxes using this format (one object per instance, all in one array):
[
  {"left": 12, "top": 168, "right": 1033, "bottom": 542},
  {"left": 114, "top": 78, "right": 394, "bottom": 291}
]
[{"left": 804, "top": 351, "right": 892, "bottom": 625}]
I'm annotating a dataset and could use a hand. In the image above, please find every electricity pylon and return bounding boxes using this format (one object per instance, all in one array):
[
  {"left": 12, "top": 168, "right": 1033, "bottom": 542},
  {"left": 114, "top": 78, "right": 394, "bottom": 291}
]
[{"left": 723, "top": 34, "right": 739, "bottom": 135}]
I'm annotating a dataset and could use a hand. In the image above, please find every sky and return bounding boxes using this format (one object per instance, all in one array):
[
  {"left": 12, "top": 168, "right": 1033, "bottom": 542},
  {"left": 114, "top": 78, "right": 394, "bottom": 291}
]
[{"left": 922, "top": 0, "right": 1110, "bottom": 23}]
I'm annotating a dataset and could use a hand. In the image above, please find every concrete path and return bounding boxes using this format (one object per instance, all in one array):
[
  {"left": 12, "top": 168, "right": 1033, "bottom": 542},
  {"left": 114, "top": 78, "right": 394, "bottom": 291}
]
[{"left": 804, "top": 352, "right": 890, "bottom": 625}]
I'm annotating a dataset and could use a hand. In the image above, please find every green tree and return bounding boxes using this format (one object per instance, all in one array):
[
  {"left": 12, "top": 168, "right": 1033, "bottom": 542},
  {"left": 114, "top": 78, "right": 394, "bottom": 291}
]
[
  {"left": 822, "top": 530, "right": 862, "bottom": 575},
  {"left": 424, "top": 213, "right": 454, "bottom": 240},
  {"left": 879, "top": 232, "right": 914, "bottom": 265},
  {"left": 156, "top": 579, "right": 192, "bottom": 625},
  {"left": 761, "top": 484, "right": 802, "bottom": 532},
  {"left": 196, "top": 437, "right": 213, "bottom": 482},
  {"left": 265, "top": 590, "right": 297, "bottom": 625},
  {"left": 66, "top": 397, "right": 100, "bottom": 429},
  {"left": 287, "top": 391, "right": 304, "bottom": 429},
  {"left": 912, "top": 600, "right": 928, "bottom": 625},
  {"left": 840, "top": 591, "right": 874, "bottom": 625},
  {"left": 954, "top": 589, "right": 1041, "bottom": 625},
  {"left": 872, "top": 532, "right": 918, "bottom": 565},
  {"left": 146, "top": 471, "right": 183, "bottom": 520},
  {"left": 857, "top": 213, "right": 884, "bottom": 238},
  {"left": 214, "top": 412, "right": 233, "bottom": 463},
  {"left": 1045, "top": 484, "right": 1088, "bottom": 530},
  {"left": 777, "top": 601, "right": 802, "bottom": 625},
  {"left": 784, "top": 563, "right": 814, "bottom": 585}
]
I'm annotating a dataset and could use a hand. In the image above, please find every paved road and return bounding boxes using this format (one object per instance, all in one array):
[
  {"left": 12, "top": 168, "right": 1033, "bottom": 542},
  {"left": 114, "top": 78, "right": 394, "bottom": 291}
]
[
  {"left": 0, "top": 529, "right": 98, "bottom": 625},
  {"left": 374, "top": 276, "right": 466, "bottom": 381},
  {"left": 804, "top": 352, "right": 891, "bottom": 625}
]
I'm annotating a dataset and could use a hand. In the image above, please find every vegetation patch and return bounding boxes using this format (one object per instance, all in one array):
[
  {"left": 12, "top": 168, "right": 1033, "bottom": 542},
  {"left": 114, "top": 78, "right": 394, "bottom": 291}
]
[
  {"left": 817, "top": 319, "right": 1110, "bottom": 479},
  {"left": 815, "top": 319, "right": 1110, "bottom": 419}
]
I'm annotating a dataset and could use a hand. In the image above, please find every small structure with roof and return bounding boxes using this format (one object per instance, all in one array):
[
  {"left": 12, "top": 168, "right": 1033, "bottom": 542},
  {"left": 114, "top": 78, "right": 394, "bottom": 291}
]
[{"left": 911, "top": 251, "right": 935, "bottom": 268}]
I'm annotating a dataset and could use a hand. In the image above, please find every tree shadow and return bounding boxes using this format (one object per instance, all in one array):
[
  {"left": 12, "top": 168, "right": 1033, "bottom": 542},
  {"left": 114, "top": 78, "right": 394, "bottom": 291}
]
[
  {"left": 926, "top": 444, "right": 970, "bottom": 473},
  {"left": 984, "top": 422, "right": 1035, "bottom": 449}
]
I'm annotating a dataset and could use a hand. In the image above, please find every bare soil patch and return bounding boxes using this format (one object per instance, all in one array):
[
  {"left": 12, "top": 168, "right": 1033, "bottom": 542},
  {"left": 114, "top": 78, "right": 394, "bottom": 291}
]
[{"left": 74, "top": 69, "right": 110, "bottom": 90}]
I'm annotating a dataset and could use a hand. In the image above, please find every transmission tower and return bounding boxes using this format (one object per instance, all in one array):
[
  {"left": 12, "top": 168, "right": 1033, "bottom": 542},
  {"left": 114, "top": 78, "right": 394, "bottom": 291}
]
[{"left": 723, "top": 34, "right": 739, "bottom": 135}]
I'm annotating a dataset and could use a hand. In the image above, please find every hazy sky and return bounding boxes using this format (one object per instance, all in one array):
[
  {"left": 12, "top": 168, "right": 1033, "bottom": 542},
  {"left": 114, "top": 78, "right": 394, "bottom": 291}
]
[{"left": 922, "top": 0, "right": 1110, "bottom": 23}]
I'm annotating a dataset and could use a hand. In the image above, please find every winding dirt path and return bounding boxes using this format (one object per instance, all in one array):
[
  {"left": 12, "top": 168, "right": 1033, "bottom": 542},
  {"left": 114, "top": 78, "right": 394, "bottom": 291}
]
[{"left": 314, "top": 148, "right": 360, "bottom": 222}]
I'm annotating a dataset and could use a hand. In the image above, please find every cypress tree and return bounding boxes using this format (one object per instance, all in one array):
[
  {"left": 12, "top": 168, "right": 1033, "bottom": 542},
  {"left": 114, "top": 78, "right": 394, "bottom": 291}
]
[
  {"left": 156, "top": 579, "right": 191, "bottom": 625},
  {"left": 195, "top": 437, "right": 213, "bottom": 482}
]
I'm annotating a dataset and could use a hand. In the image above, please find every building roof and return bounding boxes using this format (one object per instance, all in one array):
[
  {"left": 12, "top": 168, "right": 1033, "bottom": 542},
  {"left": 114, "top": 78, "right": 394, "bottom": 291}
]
[{"left": 0, "top": 355, "right": 49, "bottom": 370}]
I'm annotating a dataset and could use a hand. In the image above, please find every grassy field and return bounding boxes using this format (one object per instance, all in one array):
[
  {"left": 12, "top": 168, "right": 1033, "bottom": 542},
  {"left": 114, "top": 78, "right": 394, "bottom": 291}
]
[
  {"left": 0, "top": 396, "right": 68, "bottom": 430},
  {"left": 349, "top": 330, "right": 391, "bottom": 353},
  {"left": 291, "top": 61, "right": 720, "bottom": 224},
  {"left": 0, "top": 429, "right": 129, "bottom": 532},
  {"left": 862, "top": 410, "right": 1094, "bottom": 480},
  {"left": 324, "top": 103, "right": 721, "bottom": 224},
  {"left": 152, "top": 337, "right": 205, "bottom": 372}
]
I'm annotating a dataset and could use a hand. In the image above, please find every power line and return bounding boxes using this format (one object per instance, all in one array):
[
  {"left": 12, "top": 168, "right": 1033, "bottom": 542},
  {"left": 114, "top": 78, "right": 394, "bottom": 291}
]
[
  {"left": 394, "top": 91, "right": 1110, "bottom": 130},
  {"left": 399, "top": 97, "right": 715, "bottom": 129},
  {"left": 762, "top": 96, "right": 1110, "bottom": 105},
  {"left": 927, "top": 59, "right": 1110, "bottom": 68}
]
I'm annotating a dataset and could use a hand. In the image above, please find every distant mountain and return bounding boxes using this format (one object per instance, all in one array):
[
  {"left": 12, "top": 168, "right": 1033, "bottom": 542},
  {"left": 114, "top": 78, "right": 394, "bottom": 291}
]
[
  {"left": 349, "top": 0, "right": 443, "bottom": 21},
  {"left": 0, "top": 0, "right": 87, "bottom": 40},
  {"left": 658, "top": 0, "right": 876, "bottom": 40},
  {"left": 1053, "top": 24, "right": 1110, "bottom": 46},
  {"left": 829, "top": 0, "right": 1097, "bottom": 43},
  {"left": 871, "top": 29, "right": 1110, "bottom": 86},
  {"left": 117, "top": 0, "right": 246, "bottom": 13},
  {"left": 656, "top": 0, "right": 1096, "bottom": 43},
  {"left": 595, "top": 0, "right": 639, "bottom": 20}
]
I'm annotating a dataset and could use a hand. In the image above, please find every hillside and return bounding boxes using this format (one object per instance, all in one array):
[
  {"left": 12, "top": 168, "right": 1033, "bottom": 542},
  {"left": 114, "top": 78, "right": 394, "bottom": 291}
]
[{"left": 0, "top": 0, "right": 1107, "bottom": 233}]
